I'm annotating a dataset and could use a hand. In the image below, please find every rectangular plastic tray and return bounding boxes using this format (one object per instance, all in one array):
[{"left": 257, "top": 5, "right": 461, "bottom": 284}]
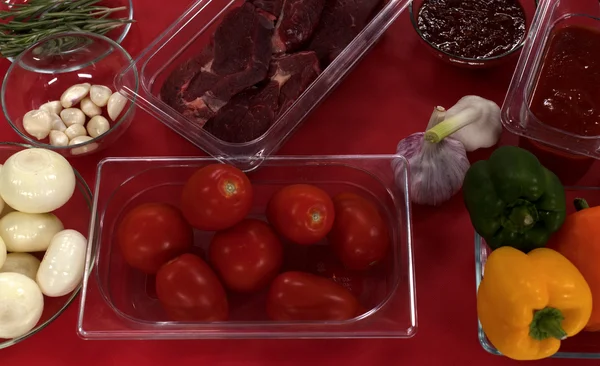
[
  {"left": 114, "top": 0, "right": 411, "bottom": 170},
  {"left": 78, "top": 155, "right": 417, "bottom": 339},
  {"left": 475, "top": 186, "right": 600, "bottom": 359},
  {"left": 501, "top": 0, "right": 600, "bottom": 158}
]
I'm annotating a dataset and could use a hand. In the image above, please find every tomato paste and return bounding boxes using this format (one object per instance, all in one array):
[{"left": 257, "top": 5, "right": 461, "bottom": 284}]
[{"left": 530, "top": 25, "right": 600, "bottom": 136}]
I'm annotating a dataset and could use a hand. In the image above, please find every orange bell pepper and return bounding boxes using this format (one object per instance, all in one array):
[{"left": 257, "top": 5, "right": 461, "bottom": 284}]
[
  {"left": 477, "top": 246, "right": 592, "bottom": 361},
  {"left": 549, "top": 198, "right": 600, "bottom": 331}
]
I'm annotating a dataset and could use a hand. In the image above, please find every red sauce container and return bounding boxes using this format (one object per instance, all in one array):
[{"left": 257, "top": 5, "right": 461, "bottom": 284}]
[{"left": 502, "top": 0, "right": 600, "bottom": 182}]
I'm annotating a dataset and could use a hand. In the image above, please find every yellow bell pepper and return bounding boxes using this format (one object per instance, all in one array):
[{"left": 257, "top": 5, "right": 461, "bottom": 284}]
[{"left": 477, "top": 246, "right": 592, "bottom": 361}]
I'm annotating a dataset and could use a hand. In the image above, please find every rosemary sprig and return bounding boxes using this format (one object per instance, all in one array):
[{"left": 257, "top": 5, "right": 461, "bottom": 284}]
[{"left": 0, "top": 0, "right": 134, "bottom": 58}]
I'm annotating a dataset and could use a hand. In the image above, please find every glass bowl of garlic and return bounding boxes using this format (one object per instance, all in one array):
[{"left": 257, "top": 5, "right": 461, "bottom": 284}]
[{"left": 1, "top": 32, "right": 138, "bottom": 157}]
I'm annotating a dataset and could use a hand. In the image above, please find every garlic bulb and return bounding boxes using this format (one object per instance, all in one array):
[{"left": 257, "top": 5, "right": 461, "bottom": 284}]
[
  {"left": 424, "top": 95, "right": 502, "bottom": 152},
  {"left": 393, "top": 107, "right": 470, "bottom": 206}
]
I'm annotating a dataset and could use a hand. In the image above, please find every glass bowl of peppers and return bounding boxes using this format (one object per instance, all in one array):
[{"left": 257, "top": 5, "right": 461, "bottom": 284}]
[{"left": 472, "top": 147, "right": 600, "bottom": 359}]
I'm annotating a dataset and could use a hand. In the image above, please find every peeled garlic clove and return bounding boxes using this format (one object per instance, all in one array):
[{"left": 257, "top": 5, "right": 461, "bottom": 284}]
[
  {"left": 87, "top": 115, "right": 110, "bottom": 138},
  {"left": 60, "top": 83, "right": 91, "bottom": 109},
  {"left": 64, "top": 124, "right": 87, "bottom": 140},
  {"left": 69, "top": 136, "right": 97, "bottom": 155},
  {"left": 39, "top": 101, "right": 62, "bottom": 115},
  {"left": 80, "top": 97, "right": 102, "bottom": 118},
  {"left": 49, "top": 113, "right": 66, "bottom": 132},
  {"left": 23, "top": 110, "right": 52, "bottom": 140},
  {"left": 89, "top": 85, "right": 112, "bottom": 107},
  {"left": 60, "top": 108, "right": 85, "bottom": 127},
  {"left": 49, "top": 130, "right": 69, "bottom": 147},
  {"left": 107, "top": 92, "right": 127, "bottom": 121}
]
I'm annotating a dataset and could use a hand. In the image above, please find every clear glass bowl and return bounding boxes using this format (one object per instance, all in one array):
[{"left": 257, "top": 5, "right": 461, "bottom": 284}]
[
  {"left": 114, "top": 0, "right": 412, "bottom": 171},
  {"left": 2, "top": 32, "right": 138, "bottom": 157},
  {"left": 475, "top": 186, "right": 600, "bottom": 359},
  {"left": 502, "top": 0, "right": 600, "bottom": 159},
  {"left": 0, "top": 142, "right": 93, "bottom": 349},
  {"left": 409, "top": 0, "right": 538, "bottom": 68},
  {"left": 78, "top": 155, "right": 417, "bottom": 339},
  {"left": 0, "top": 0, "right": 134, "bottom": 62}
]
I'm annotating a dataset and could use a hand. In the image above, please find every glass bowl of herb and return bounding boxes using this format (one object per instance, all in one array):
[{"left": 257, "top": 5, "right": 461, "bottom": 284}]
[
  {"left": 0, "top": 0, "right": 134, "bottom": 61},
  {"left": 1, "top": 31, "right": 138, "bottom": 157}
]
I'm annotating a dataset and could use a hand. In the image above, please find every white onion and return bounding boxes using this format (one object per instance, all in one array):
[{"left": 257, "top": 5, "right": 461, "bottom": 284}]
[
  {"left": 0, "top": 272, "right": 44, "bottom": 339},
  {"left": 37, "top": 229, "right": 87, "bottom": 297},
  {"left": 0, "top": 253, "right": 41, "bottom": 281},
  {"left": 0, "top": 236, "right": 6, "bottom": 270},
  {"left": 0, "top": 148, "right": 76, "bottom": 214},
  {"left": 0, "top": 211, "right": 64, "bottom": 252}
]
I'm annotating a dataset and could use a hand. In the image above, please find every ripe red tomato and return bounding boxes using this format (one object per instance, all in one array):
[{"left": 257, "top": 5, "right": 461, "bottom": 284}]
[
  {"left": 266, "top": 184, "right": 334, "bottom": 245},
  {"left": 305, "top": 245, "right": 364, "bottom": 298},
  {"left": 266, "top": 271, "right": 360, "bottom": 321},
  {"left": 156, "top": 253, "right": 228, "bottom": 321},
  {"left": 181, "top": 164, "right": 253, "bottom": 231},
  {"left": 117, "top": 203, "right": 193, "bottom": 274},
  {"left": 328, "top": 193, "right": 390, "bottom": 270},
  {"left": 209, "top": 219, "right": 283, "bottom": 293}
]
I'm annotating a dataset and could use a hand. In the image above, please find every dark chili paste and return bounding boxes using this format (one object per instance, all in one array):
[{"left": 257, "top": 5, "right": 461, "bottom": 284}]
[
  {"left": 416, "top": 0, "right": 526, "bottom": 59},
  {"left": 529, "top": 25, "right": 600, "bottom": 137}
]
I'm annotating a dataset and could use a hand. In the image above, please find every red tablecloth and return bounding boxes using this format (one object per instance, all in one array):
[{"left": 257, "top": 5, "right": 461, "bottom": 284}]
[{"left": 2, "top": 0, "right": 600, "bottom": 365}]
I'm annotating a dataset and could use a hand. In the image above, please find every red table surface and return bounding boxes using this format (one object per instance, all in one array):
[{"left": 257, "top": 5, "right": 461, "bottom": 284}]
[{"left": 1, "top": 0, "right": 600, "bottom": 365}]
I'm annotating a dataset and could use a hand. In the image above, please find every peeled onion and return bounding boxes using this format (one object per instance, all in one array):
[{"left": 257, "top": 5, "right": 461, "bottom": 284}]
[
  {"left": 0, "top": 211, "right": 64, "bottom": 252},
  {"left": 0, "top": 148, "right": 76, "bottom": 214},
  {"left": 0, "top": 272, "right": 44, "bottom": 339},
  {"left": 0, "top": 253, "right": 41, "bottom": 280}
]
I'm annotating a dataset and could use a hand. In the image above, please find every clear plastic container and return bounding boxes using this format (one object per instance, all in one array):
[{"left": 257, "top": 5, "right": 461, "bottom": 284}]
[
  {"left": 114, "top": 0, "right": 411, "bottom": 170},
  {"left": 475, "top": 186, "right": 600, "bottom": 359},
  {"left": 502, "top": 0, "right": 600, "bottom": 159},
  {"left": 78, "top": 155, "right": 416, "bottom": 339}
]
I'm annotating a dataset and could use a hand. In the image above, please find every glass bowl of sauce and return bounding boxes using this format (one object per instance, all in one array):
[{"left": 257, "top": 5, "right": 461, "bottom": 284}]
[
  {"left": 409, "top": 0, "right": 537, "bottom": 68},
  {"left": 502, "top": 0, "right": 600, "bottom": 167}
]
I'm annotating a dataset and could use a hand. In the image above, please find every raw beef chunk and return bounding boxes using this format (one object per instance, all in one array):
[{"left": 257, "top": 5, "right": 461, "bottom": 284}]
[
  {"left": 204, "top": 51, "right": 321, "bottom": 143},
  {"left": 272, "top": 0, "right": 326, "bottom": 53},
  {"left": 251, "top": 0, "right": 283, "bottom": 17},
  {"left": 307, "top": 0, "right": 382, "bottom": 65},
  {"left": 160, "top": 2, "right": 274, "bottom": 126},
  {"left": 272, "top": 51, "right": 321, "bottom": 113}
]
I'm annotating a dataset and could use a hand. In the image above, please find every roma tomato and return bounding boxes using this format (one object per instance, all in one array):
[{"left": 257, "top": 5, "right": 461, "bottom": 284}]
[
  {"left": 156, "top": 253, "right": 228, "bottom": 321},
  {"left": 117, "top": 203, "right": 193, "bottom": 274},
  {"left": 209, "top": 219, "right": 283, "bottom": 293},
  {"left": 328, "top": 193, "right": 390, "bottom": 270},
  {"left": 305, "top": 245, "right": 364, "bottom": 298},
  {"left": 181, "top": 164, "right": 253, "bottom": 231},
  {"left": 266, "top": 271, "right": 359, "bottom": 321},
  {"left": 266, "top": 184, "right": 334, "bottom": 245}
]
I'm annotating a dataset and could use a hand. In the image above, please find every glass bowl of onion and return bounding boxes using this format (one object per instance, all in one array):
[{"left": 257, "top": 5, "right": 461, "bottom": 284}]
[
  {"left": 0, "top": 142, "right": 92, "bottom": 349},
  {"left": 1, "top": 32, "right": 138, "bottom": 157}
]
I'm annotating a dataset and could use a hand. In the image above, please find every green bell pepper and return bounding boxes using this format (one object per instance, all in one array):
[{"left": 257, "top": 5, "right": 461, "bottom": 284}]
[{"left": 463, "top": 146, "right": 566, "bottom": 252}]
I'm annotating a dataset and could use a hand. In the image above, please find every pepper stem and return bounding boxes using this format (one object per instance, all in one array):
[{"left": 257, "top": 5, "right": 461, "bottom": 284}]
[
  {"left": 424, "top": 107, "right": 479, "bottom": 143},
  {"left": 574, "top": 198, "right": 590, "bottom": 212},
  {"left": 529, "top": 307, "right": 567, "bottom": 341}
]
